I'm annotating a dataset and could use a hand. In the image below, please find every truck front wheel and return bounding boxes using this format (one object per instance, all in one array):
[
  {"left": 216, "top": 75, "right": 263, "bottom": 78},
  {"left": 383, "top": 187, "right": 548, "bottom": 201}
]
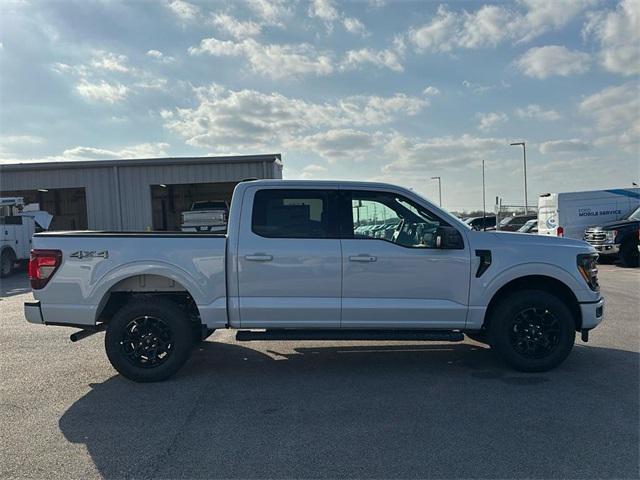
[
  {"left": 488, "top": 290, "right": 575, "bottom": 372},
  {"left": 105, "top": 298, "right": 195, "bottom": 382}
]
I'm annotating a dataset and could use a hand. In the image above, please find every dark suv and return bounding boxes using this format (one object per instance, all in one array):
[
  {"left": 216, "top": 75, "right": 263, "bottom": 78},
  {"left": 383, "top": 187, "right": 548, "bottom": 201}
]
[
  {"left": 497, "top": 214, "right": 537, "bottom": 232},
  {"left": 584, "top": 206, "right": 640, "bottom": 267}
]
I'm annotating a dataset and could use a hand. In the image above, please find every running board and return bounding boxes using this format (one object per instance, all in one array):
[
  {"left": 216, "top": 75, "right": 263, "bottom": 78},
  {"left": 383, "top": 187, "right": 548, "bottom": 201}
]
[{"left": 235, "top": 329, "right": 464, "bottom": 342}]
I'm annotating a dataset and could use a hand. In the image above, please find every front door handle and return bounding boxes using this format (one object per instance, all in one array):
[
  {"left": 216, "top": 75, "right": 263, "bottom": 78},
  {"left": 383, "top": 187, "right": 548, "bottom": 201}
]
[
  {"left": 245, "top": 254, "right": 273, "bottom": 262},
  {"left": 349, "top": 254, "right": 377, "bottom": 262}
]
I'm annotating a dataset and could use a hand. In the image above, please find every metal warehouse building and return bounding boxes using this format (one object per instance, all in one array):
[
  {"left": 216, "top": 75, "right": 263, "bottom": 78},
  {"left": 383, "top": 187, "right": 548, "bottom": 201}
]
[{"left": 0, "top": 154, "right": 282, "bottom": 231}]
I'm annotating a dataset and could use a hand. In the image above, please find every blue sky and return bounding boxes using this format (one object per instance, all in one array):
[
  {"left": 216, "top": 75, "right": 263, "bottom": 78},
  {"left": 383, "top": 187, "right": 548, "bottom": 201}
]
[{"left": 0, "top": 0, "right": 638, "bottom": 210}]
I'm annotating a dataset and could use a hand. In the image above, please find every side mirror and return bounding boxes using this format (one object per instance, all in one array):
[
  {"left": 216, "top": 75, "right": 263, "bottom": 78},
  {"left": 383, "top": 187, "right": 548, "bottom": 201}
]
[{"left": 435, "top": 226, "right": 464, "bottom": 249}]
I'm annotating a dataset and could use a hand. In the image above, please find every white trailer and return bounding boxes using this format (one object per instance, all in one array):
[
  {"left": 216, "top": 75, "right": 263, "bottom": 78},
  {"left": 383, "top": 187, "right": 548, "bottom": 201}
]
[
  {"left": 538, "top": 188, "right": 640, "bottom": 239},
  {"left": 1, "top": 198, "right": 53, "bottom": 277}
]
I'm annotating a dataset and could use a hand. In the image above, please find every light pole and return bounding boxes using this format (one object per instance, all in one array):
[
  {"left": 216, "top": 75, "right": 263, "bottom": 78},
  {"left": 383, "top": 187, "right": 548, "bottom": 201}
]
[
  {"left": 482, "top": 160, "right": 486, "bottom": 227},
  {"left": 430, "top": 176, "right": 442, "bottom": 207},
  {"left": 510, "top": 142, "right": 528, "bottom": 214}
]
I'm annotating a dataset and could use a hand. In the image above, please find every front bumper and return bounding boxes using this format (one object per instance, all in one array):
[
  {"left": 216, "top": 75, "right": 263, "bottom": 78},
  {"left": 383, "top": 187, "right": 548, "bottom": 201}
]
[
  {"left": 591, "top": 243, "right": 620, "bottom": 256},
  {"left": 580, "top": 297, "right": 605, "bottom": 330},
  {"left": 24, "top": 301, "right": 44, "bottom": 324}
]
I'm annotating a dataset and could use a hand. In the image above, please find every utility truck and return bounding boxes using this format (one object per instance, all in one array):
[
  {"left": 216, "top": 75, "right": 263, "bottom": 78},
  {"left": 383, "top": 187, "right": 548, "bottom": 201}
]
[
  {"left": 25, "top": 180, "right": 604, "bottom": 382},
  {"left": 1, "top": 197, "right": 52, "bottom": 277}
]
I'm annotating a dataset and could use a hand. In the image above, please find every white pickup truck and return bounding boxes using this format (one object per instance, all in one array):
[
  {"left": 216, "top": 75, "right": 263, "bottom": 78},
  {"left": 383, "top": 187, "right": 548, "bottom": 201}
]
[{"left": 25, "top": 180, "right": 604, "bottom": 382}]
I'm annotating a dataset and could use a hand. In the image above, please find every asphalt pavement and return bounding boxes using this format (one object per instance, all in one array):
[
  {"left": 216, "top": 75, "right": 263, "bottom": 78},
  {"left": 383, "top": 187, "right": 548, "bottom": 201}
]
[{"left": 1, "top": 265, "right": 638, "bottom": 479}]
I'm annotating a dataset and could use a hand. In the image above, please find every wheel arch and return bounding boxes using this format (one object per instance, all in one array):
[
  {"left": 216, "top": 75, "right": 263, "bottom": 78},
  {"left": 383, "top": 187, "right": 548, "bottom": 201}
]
[
  {"left": 483, "top": 275, "right": 582, "bottom": 331},
  {"left": 96, "top": 273, "right": 202, "bottom": 325}
]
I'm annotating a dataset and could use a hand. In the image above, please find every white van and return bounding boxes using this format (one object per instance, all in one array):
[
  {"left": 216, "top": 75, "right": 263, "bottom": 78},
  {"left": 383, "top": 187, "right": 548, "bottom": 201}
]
[{"left": 538, "top": 188, "right": 640, "bottom": 239}]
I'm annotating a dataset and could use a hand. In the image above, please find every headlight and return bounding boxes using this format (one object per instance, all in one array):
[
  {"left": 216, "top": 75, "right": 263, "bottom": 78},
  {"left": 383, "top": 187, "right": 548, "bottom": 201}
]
[
  {"left": 605, "top": 230, "right": 617, "bottom": 242},
  {"left": 577, "top": 253, "right": 599, "bottom": 292}
]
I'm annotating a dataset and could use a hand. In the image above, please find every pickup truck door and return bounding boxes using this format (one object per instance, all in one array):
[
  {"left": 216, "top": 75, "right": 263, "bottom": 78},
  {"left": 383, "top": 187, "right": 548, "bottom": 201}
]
[
  {"left": 236, "top": 187, "right": 342, "bottom": 328},
  {"left": 340, "top": 189, "right": 470, "bottom": 329}
]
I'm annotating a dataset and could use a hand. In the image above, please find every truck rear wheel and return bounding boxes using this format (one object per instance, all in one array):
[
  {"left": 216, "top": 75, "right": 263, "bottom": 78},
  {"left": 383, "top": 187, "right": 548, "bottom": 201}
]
[
  {"left": 488, "top": 290, "right": 575, "bottom": 372},
  {"left": 105, "top": 298, "right": 195, "bottom": 382},
  {"left": 0, "top": 249, "right": 16, "bottom": 278}
]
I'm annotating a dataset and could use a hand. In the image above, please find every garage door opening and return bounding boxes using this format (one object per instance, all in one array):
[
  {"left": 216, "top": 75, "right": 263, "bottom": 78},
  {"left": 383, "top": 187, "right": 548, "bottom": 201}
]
[
  {"left": 0, "top": 187, "right": 88, "bottom": 230},
  {"left": 150, "top": 182, "right": 237, "bottom": 231}
]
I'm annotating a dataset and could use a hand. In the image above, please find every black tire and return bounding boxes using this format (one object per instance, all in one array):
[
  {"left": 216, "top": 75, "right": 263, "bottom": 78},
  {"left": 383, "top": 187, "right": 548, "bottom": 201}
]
[
  {"left": 620, "top": 239, "right": 639, "bottom": 268},
  {"left": 0, "top": 249, "right": 16, "bottom": 278},
  {"left": 105, "top": 297, "right": 195, "bottom": 382},
  {"left": 488, "top": 290, "right": 575, "bottom": 372}
]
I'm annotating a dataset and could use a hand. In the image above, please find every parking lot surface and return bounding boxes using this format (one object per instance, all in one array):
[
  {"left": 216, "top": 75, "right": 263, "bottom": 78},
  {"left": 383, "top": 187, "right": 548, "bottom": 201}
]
[{"left": 1, "top": 265, "right": 638, "bottom": 479}]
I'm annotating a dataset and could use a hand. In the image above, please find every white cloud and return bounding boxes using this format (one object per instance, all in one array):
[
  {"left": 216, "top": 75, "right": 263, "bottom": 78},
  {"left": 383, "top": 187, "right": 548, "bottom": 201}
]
[
  {"left": 75, "top": 80, "right": 129, "bottom": 104},
  {"left": 309, "top": 0, "right": 339, "bottom": 24},
  {"left": 90, "top": 51, "right": 129, "bottom": 72},
  {"left": 163, "top": 84, "right": 428, "bottom": 152},
  {"left": 422, "top": 86, "right": 440, "bottom": 96},
  {"left": 579, "top": 82, "right": 640, "bottom": 151},
  {"left": 515, "top": 104, "right": 561, "bottom": 121},
  {"left": 62, "top": 142, "right": 170, "bottom": 160},
  {"left": 408, "top": 1, "right": 596, "bottom": 52},
  {"left": 343, "top": 17, "right": 367, "bottom": 36},
  {"left": 477, "top": 112, "right": 508, "bottom": 131},
  {"left": 211, "top": 13, "right": 262, "bottom": 39},
  {"left": 189, "top": 37, "right": 334, "bottom": 78},
  {"left": 1, "top": 135, "right": 45, "bottom": 145},
  {"left": 583, "top": 0, "right": 640, "bottom": 76},
  {"left": 515, "top": 45, "right": 590, "bottom": 79},
  {"left": 341, "top": 47, "right": 403, "bottom": 72},
  {"left": 246, "top": 0, "right": 292, "bottom": 25},
  {"left": 539, "top": 139, "right": 591, "bottom": 153},
  {"left": 382, "top": 133, "right": 507, "bottom": 173},
  {"left": 290, "top": 129, "right": 380, "bottom": 161},
  {"left": 166, "top": 0, "right": 199, "bottom": 21},
  {"left": 299, "top": 164, "right": 329, "bottom": 179},
  {"left": 146, "top": 49, "right": 175, "bottom": 63}
]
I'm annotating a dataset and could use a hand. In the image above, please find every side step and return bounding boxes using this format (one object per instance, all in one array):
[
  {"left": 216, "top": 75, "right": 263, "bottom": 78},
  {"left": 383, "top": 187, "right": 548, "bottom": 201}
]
[{"left": 235, "top": 329, "right": 464, "bottom": 342}]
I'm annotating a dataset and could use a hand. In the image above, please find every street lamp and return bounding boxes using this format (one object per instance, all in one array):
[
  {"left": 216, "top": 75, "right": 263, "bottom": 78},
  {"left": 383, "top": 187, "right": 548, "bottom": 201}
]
[
  {"left": 430, "top": 176, "right": 442, "bottom": 207},
  {"left": 510, "top": 142, "right": 528, "bottom": 214}
]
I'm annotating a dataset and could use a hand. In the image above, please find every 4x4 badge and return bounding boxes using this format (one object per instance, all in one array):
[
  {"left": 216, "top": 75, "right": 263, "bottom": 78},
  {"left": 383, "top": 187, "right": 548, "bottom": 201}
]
[{"left": 70, "top": 250, "right": 109, "bottom": 259}]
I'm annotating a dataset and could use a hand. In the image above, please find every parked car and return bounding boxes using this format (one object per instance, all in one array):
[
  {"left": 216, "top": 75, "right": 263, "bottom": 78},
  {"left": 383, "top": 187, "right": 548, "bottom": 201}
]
[
  {"left": 181, "top": 200, "right": 229, "bottom": 233},
  {"left": 584, "top": 205, "right": 640, "bottom": 267},
  {"left": 25, "top": 180, "right": 603, "bottom": 382},
  {"left": 465, "top": 215, "right": 496, "bottom": 231},
  {"left": 518, "top": 219, "right": 538, "bottom": 234},
  {"left": 538, "top": 188, "right": 639, "bottom": 239},
  {"left": 497, "top": 214, "right": 537, "bottom": 232}
]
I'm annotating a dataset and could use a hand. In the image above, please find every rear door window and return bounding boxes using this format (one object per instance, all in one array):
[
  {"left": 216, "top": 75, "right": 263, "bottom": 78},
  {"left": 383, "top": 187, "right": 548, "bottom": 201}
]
[{"left": 252, "top": 189, "right": 337, "bottom": 238}]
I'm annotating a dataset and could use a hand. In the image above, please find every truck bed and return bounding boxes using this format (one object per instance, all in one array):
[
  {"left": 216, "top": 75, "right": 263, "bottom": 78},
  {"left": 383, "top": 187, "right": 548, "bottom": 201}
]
[{"left": 30, "top": 231, "right": 228, "bottom": 328}]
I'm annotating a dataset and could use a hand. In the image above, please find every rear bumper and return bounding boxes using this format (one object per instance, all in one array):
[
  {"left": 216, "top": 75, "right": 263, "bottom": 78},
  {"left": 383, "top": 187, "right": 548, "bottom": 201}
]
[
  {"left": 24, "top": 301, "right": 44, "bottom": 324},
  {"left": 580, "top": 297, "right": 605, "bottom": 330}
]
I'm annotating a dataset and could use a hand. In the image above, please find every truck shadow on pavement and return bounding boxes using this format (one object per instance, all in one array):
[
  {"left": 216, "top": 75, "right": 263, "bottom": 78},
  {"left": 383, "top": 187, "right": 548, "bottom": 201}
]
[{"left": 59, "top": 340, "right": 639, "bottom": 479}]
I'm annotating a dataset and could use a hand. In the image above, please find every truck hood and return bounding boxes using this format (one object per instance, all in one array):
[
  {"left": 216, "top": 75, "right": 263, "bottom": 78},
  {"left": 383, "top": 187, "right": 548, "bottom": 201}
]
[
  {"left": 587, "top": 218, "right": 638, "bottom": 231},
  {"left": 490, "top": 230, "right": 592, "bottom": 250}
]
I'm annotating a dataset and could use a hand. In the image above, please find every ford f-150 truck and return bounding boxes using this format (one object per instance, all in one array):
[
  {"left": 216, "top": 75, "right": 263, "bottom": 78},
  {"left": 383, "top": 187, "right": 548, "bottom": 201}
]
[{"left": 24, "top": 180, "right": 604, "bottom": 382}]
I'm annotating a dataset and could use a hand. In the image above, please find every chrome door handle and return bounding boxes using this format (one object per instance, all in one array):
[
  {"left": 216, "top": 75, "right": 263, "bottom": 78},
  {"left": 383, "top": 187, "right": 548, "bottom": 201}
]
[
  {"left": 245, "top": 254, "right": 273, "bottom": 262},
  {"left": 349, "top": 255, "right": 377, "bottom": 262}
]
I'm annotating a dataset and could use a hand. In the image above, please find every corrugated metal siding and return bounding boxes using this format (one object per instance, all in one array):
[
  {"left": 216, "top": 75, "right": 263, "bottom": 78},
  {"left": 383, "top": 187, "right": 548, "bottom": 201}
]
[{"left": 0, "top": 158, "right": 281, "bottom": 230}]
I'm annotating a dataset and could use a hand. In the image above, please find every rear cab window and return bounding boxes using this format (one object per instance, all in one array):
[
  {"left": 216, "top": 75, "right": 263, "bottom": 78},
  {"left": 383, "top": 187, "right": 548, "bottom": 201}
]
[{"left": 251, "top": 189, "right": 338, "bottom": 238}]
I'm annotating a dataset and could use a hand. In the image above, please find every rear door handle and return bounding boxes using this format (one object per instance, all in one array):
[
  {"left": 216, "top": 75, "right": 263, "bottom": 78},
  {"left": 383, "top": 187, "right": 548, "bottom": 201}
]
[
  {"left": 349, "top": 254, "right": 377, "bottom": 262},
  {"left": 244, "top": 254, "right": 273, "bottom": 262}
]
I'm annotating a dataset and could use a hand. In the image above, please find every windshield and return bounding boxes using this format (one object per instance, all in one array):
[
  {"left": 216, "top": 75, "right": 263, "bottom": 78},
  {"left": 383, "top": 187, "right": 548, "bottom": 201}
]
[{"left": 628, "top": 206, "right": 640, "bottom": 221}]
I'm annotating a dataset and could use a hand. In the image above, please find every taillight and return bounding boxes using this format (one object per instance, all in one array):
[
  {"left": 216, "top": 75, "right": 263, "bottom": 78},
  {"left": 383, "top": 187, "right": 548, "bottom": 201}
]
[
  {"left": 28, "top": 249, "right": 62, "bottom": 290},
  {"left": 557, "top": 226, "right": 564, "bottom": 237}
]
